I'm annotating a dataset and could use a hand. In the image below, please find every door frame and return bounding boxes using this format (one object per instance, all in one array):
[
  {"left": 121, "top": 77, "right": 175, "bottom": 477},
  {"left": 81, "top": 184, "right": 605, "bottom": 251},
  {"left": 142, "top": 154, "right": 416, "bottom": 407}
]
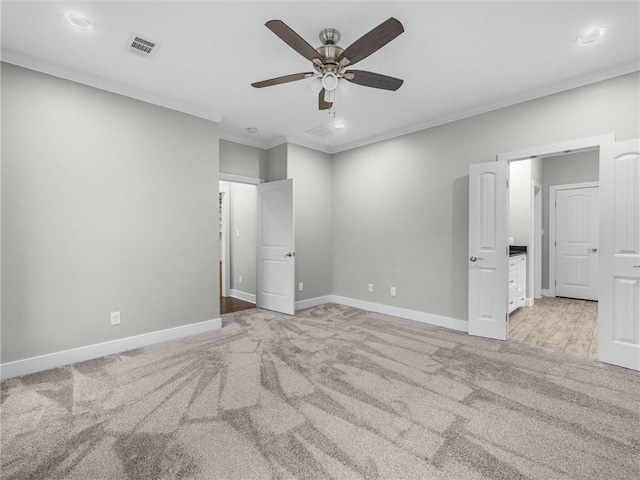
[
  {"left": 531, "top": 180, "right": 542, "bottom": 301},
  {"left": 219, "top": 184, "right": 231, "bottom": 298},
  {"left": 548, "top": 181, "right": 599, "bottom": 298},
  {"left": 493, "top": 134, "right": 614, "bottom": 340},
  {"left": 219, "top": 175, "right": 264, "bottom": 300}
]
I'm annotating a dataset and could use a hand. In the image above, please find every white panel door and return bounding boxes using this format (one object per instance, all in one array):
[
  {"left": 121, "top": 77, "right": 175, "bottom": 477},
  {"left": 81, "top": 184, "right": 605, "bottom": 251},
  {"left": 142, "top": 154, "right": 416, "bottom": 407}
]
[
  {"left": 555, "top": 187, "right": 599, "bottom": 300},
  {"left": 468, "top": 161, "right": 509, "bottom": 340},
  {"left": 599, "top": 139, "right": 640, "bottom": 371},
  {"left": 256, "top": 179, "right": 295, "bottom": 315}
]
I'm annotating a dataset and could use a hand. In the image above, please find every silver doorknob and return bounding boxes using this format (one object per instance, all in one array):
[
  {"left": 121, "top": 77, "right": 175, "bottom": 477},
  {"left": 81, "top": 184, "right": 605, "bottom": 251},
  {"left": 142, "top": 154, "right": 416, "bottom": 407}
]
[
  {"left": 586, "top": 248, "right": 598, "bottom": 253},
  {"left": 283, "top": 252, "right": 295, "bottom": 257},
  {"left": 470, "top": 256, "right": 484, "bottom": 262}
]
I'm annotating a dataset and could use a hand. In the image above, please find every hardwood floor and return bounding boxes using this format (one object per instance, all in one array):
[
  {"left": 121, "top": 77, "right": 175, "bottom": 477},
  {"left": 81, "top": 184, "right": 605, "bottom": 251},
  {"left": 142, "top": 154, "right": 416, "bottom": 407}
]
[
  {"left": 509, "top": 296, "right": 597, "bottom": 359},
  {"left": 219, "top": 261, "right": 255, "bottom": 314},
  {"left": 220, "top": 295, "right": 255, "bottom": 314}
]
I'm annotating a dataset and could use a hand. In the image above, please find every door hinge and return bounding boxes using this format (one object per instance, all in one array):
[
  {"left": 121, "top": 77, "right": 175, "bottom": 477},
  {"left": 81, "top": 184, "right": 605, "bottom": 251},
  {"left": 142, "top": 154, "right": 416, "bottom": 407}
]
[
  {"left": 554, "top": 241, "right": 556, "bottom": 247},
  {"left": 506, "top": 313, "right": 509, "bottom": 322},
  {"left": 506, "top": 179, "right": 509, "bottom": 189},
  {"left": 555, "top": 201, "right": 557, "bottom": 207},
  {"left": 554, "top": 280, "right": 557, "bottom": 286}
]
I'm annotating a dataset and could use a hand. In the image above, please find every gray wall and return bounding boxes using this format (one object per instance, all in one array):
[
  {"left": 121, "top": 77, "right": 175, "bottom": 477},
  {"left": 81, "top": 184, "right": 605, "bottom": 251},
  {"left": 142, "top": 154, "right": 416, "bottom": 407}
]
[
  {"left": 219, "top": 139, "right": 266, "bottom": 179},
  {"left": 219, "top": 140, "right": 332, "bottom": 303},
  {"left": 266, "top": 144, "right": 288, "bottom": 181},
  {"left": 541, "top": 150, "right": 600, "bottom": 289},
  {"left": 224, "top": 181, "right": 257, "bottom": 296},
  {"left": 287, "top": 144, "right": 333, "bottom": 301},
  {"left": 1, "top": 64, "right": 220, "bottom": 363},
  {"left": 332, "top": 72, "right": 639, "bottom": 321}
]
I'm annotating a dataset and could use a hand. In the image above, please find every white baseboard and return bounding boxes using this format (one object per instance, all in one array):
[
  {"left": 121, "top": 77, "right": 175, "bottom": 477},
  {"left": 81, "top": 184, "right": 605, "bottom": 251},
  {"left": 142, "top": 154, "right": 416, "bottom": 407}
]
[
  {"left": 0, "top": 317, "right": 222, "bottom": 380},
  {"left": 541, "top": 289, "right": 555, "bottom": 297},
  {"left": 525, "top": 297, "right": 535, "bottom": 307},
  {"left": 295, "top": 295, "right": 334, "bottom": 311},
  {"left": 230, "top": 289, "right": 256, "bottom": 304},
  {"left": 330, "top": 295, "right": 468, "bottom": 332}
]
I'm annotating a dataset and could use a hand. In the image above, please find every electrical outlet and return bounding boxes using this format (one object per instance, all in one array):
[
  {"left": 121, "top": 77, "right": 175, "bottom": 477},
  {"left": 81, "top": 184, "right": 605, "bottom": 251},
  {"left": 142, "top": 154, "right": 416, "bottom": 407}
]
[
  {"left": 299, "top": 282, "right": 304, "bottom": 292},
  {"left": 390, "top": 287, "right": 396, "bottom": 297},
  {"left": 368, "top": 284, "right": 374, "bottom": 293},
  {"left": 239, "top": 275, "right": 243, "bottom": 284},
  {"left": 110, "top": 311, "right": 122, "bottom": 326}
]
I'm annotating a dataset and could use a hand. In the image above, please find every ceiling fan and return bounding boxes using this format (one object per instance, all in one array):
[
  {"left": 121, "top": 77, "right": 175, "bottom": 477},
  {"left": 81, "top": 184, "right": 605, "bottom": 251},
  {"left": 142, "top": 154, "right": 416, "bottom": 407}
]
[{"left": 252, "top": 18, "right": 404, "bottom": 110}]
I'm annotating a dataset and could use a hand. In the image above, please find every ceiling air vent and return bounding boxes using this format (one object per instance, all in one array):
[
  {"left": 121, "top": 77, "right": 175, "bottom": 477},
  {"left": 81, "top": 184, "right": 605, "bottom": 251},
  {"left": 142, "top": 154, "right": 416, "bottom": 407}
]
[
  {"left": 305, "top": 125, "right": 333, "bottom": 137},
  {"left": 126, "top": 33, "right": 159, "bottom": 59}
]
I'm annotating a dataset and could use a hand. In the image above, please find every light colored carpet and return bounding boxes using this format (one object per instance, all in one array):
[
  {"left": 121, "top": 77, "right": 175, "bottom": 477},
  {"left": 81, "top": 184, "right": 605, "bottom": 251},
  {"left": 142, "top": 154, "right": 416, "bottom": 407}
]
[{"left": 2, "top": 304, "right": 639, "bottom": 480}]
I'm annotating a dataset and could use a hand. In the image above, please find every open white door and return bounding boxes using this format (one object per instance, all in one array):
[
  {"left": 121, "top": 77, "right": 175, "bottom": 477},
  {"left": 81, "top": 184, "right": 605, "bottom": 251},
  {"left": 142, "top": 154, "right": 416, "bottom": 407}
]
[
  {"left": 256, "top": 179, "right": 295, "bottom": 315},
  {"left": 599, "top": 139, "right": 640, "bottom": 370},
  {"left": 469, "top": 161, "right": 509, "bottom": 340}
]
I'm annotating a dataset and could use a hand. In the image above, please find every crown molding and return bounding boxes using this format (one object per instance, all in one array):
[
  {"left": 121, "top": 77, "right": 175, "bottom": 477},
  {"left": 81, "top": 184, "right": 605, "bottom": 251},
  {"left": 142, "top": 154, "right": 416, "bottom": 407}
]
[
  {"left": 1, "top": 50, "right": 222, "bottom": 123},
  {"left": 264, "top": 137, "right": 289, "bottom": 150},
  {"left": 4, "top": 50, "right": 637, "bottom": 158},
  {"left": 218, "top": 132, "right": 269, "bottom": 150},
  {"left": 329, "top": 59, "right": 640, "bottom": 155},
  {"left": 284, "top": 137, "right": 333, "bottom": 155}
]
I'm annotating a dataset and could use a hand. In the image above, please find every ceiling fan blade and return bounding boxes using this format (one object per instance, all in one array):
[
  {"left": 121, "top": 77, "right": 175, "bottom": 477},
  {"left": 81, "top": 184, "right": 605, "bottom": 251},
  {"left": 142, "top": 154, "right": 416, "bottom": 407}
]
[
  {"left": 252, "top": 72, "right": 313, "bottom": 88},
  {"left": 344, "top": 70, "right": 403, "bottom": 91},
  {"left": 338, "top": 17, "right": 404, "bottom": 67},
  {"left": 319, "top": 89, "right": 332, "bottom": 110},
  {"left": 266, "top": 20, "right": 323, "bottom": 64}
]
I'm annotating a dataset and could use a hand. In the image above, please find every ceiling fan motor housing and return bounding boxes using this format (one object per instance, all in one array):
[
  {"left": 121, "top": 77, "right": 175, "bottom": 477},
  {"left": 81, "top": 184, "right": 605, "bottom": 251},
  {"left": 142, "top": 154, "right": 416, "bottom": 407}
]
[
  {"left": 315, "top": 28, "right": 344, "bottom": 75},
  {"left": 319, "top": 28, "right": 340, "bottom": 45}
]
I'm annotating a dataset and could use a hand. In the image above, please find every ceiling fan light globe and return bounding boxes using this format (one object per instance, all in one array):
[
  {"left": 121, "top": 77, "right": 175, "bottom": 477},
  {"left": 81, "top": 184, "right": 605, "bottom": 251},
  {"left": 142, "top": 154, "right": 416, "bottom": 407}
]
[
  {"left": 324, "top": 88, "right": 335, "bottom": 103},
  {"left": 337, "top": 78, "right": 352, "bottom": 96},
  {"left": 322, "top": 72, "right": 338, "bottom": 91},
  {"left": 306, "top": 77, "right": 323, "bottom": 97}
]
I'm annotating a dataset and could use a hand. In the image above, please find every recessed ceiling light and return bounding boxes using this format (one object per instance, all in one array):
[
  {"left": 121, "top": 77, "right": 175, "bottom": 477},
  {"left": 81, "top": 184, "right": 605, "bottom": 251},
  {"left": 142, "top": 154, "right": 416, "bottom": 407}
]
[
  {"left": 246, "top": 127, "right": 258, "bottom": 134},
  {"left": 576, "top": 28, "right": 606, "bottom": 45},
  {"left": 66, "top": 14, "right": 95, "bottom": 31},
  {"left": 334, "top": 122, "right": 345, "bottom": 130}
]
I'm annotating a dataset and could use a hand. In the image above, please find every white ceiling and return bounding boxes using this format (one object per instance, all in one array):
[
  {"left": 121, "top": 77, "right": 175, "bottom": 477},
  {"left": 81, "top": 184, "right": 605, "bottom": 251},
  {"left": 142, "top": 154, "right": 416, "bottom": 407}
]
[{"left": 2, "top": 1, "right": 639, "bottom": 153}]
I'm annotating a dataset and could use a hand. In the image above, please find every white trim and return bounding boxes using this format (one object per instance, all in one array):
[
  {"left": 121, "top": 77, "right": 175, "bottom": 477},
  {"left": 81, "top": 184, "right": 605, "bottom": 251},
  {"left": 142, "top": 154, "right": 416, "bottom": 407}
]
[
  {"left": 0, "top": 318, "right": 222, "bottom": 380},
  {"left": 265, "top": 138, "right": 288, "bottom": 150},
  {"left": 324, "top": 62, "right": 634, "bottom": 155},
  {"left": 7, "top": 50, "right": 634, "bottom": 157},
  {"left": 219, "top": 132, "right": 269, "bottom": 150},
  {"left": 2, "top": 54, "right": 222, "bottom": 124},
  {"left": 549, "top": 181, "right": 599, "bottom": 297},
  {"left": 533, "top": 181, "right": 543, "bottom": 300},
  {"left": 497, "top": 135, "right": 615, "bottom": 162},
  {"left": 331, "top": 296, "right": 468, "bottom": 332},
  {"left": 219, "top": 184, "right": 231, "bottom": 298},
  {"left": 284, "top": 139, "right": 332, "bottom": 155},
  {"left": 230, "top": 289, "right": 256, "bottom": 304},
  {"left": 295, "top": 295, "right": 334, "bottom": 311},
  {"left": 294, "top": 295, "right": 467, "bottom": 331},
  {"left": 525, "top": 298, "right": 535, "bottom": 307},
  {"left": 542, "top": 289, "right": 554, "bottom": 297},
  {"left": 219, "top": 173, "right": 264, "bottom": 185}
]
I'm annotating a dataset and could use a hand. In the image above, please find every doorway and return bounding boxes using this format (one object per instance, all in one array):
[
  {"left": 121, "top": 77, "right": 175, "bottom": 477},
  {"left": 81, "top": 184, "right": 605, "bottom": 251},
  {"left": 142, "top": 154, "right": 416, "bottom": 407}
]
[
  {"left": 469, "top": 135, "right": 640, "bottom": 370},
  {"left": 507, "top": 153, "right": 600, "bottom": 357},
  {"left": 219, "top": 180, "right": 258, "bottom": 314}
]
